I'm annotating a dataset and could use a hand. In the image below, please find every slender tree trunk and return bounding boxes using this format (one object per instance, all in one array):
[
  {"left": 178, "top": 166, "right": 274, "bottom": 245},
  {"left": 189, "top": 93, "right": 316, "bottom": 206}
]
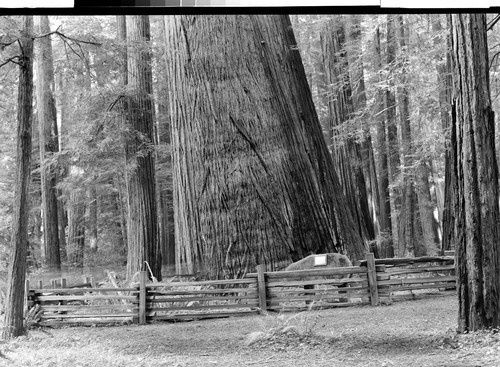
[
  {"left": 64, "top": 59, "right": 87, "bottom": 268},
  {"left": 346, "top": 14, "right": 380, "bottom": 253},
  {"left": 450, "top": 13, "right": 500, "bottom": 332},
  {"left": 88, "top": 186, "right": 98, "bottom": 252},
  {"left": 56, "top": 69, "right": 68, "bottom": 262},
  {"left": 394, "top": 15, "right": 421, "bottom": 257},
  {"left": 124, "top": 15, "right": 161, "bottom": 281},
  {"left": 386, "top": 15, "right": 402, "bottom": 255},
  {"left": 373, "top": 25, "right": 394, "bottom": 258},
  {"left": 116, "top": 16, "right": 128, "bottom": 258},
  {"left": 416, "top": 161, "right": 440, "bottom": 255},
  {"left": 437, "top": 16, "right": 455, "bottom": 254},
  {"left": 66, "top": 186, "right": 85, "bottom": 267},
  {"left": 35, "top": 15, "right": 60, "bottom": 270},
  {"left": 2, "top": 15, "right": 34, "bottom": 340},
  {"left": 167, "top": 15, "right": 367, "bottom": 279},
  {"left": 29, "top": 116, "right": 43, "bottom": 266}
]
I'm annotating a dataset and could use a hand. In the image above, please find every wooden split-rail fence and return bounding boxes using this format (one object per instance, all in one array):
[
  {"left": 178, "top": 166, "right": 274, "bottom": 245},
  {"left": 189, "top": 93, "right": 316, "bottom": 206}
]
[{"left": 26, "top": 253, "right": 456, "bottom": 327}]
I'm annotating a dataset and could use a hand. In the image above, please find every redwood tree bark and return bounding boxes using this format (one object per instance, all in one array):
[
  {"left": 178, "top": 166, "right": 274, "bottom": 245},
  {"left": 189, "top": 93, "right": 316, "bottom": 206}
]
[
  {"left": 395, "top": 15, "right": 421, "bottom": 257},
  {"left": 35, "top": 15, "right": 60, "bottom": 271},
  {"left": 373, "top": 25, "right": 394, "bottom": 258},
  {"left": 2, "top": 15, "right": 34, "bottom": 340},
  {"left": 450, "top": 13, "right": 500, "bottom": 332},
  {"left": 346, "top": 14, "right": 380, "bottom": 244},
  {"left": 124, "top": 15, "right": 161, "bottom": 281},
  {"left": 386, "top": 15, "right": 401, "bottom": 254},
  {"left": 437, "top": 15, "right": 455, "bottom": 254},
  {"left": 167, "top": 15, "right": 366, "bottom": 279},
  {"left": 319, "top": 16, "right": 374, "bottom": 245},
  {"left": 154, "top": 16, "right": 175, "bottom": 272}
]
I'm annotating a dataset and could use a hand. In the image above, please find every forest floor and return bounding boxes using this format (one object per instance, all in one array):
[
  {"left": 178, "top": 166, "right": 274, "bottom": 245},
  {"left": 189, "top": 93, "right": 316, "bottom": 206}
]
[{"left": 1, "top": 292, "right": 499, "bottom": 367}]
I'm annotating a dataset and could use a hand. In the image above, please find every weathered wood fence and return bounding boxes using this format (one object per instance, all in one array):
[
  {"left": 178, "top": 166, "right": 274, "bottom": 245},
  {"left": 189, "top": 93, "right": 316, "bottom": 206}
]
[{"left": 27, "top": 253, "right": 455, "bottom": 327}]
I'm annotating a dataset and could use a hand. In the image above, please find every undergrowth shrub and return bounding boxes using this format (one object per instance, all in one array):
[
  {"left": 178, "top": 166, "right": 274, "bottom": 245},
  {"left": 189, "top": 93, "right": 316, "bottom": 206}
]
[{"left": 246, "top": 302, "right": 325, "bottom": 347}]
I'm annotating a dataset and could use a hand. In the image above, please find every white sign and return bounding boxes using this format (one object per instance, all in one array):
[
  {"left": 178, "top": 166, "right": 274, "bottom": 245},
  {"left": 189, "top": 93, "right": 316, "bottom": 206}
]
[{"left": 314, "top": 254, "right": 327, "bottom": 267}]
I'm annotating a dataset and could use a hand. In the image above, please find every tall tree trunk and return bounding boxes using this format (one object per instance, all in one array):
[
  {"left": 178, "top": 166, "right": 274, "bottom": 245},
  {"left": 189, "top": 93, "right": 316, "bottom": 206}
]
[
  {"left": 56, "top": 69, "right": 68, "bottom": 262},
  {"left": 154, "top": 16, "right": 176, "bottom": 272},
  {"left": 124, "top": 15, "right": 161, "bottom": 281},
  {"left": 64, "top": 58, "right": 87, "bottom": 268},
  {"left": 116, "top": 15, "right": 128, "bottom": 258},
  {"left": 88, "top": 186, "right": 98, "bottom": 252},
  {"left": 373, "top": 25, "right": 394, "bottom": 258},
  {"left": 386, "top": 14, "right": 401, "bottom": 255},
  {"left": 437, "top": 16, "right": 455, "bottom": 254},
  {"left": 319, "top": 16, "right": 375, "bottom": 244},
  {"left": 450, "top": 13, "right": 500, "bottom": 332},
  {"left": 66, "top": 186, "right": 85, "bottom": 267},
  {"left": 35, "top": 15, "right": 60, "bottom": 270},
  {"left": 346, "top": 14, "right": 380, "bottom": 253},
  {"left": 416, "top": 161, "right": 440, "bottom": 255},
  {"left": 110, "top": 179, "right": 127, "bottom": 259},
  {"left": 2, "top": 15, "right": 34, "bottom": 340},
  {"left": 394, "top": 15, "right": 421, "bottom": 257},
  {"left": 167, "top": 15, "right": 367, "bottom": 279},
  {"left": 29, "top": 114, "right": 43, "bottom": 266}
]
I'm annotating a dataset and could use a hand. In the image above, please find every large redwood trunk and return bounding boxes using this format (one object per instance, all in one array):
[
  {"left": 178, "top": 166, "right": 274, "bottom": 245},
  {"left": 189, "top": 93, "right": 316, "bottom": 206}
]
[
  {"left": 2, "top": 15, "right": 34, "bottom": 340},
  {"left": 167, "top": 15, "right": 366, "bottom": 279},
  {"left": 124, "top": 15, "right": 161, "bottom": 281},
  {"left": 450, "top": 13, "right": 500, "bottom": 332}
]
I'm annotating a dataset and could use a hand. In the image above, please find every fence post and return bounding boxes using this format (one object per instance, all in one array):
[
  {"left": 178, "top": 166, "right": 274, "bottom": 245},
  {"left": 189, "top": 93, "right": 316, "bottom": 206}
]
[
  {"left": 256, "top": 265, "right": 267, "bottom": 313},
  {"left": 38, "top": 280, "right": 43, "bottom": 289},
  {"left": 61, "top": 278, "right": 67, "bottom": 288},
  {"left": 139, "top": 270, "right": 147, "bottom": 325},
  {"left": 84, "top": 276, "right": 93, "bottom": 287},
  {"left": 366, "top": 252, "right": 379, "bottom": 306}
]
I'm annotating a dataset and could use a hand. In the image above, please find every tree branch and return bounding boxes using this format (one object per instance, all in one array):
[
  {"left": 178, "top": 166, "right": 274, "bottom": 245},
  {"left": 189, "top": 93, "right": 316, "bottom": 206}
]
[
  {"left": 489, "top": 50, "right": 500, "bottom": 70},
  {"left": 107, "top": 95, "right": 125, "bottom": 112},
  {"left": 33, "top": 27, "right": 101, "bottom": 47},
  {"left": 487, "top": 14, "right": 500, "bottom": 31},
  {"left": 0, "top": 38, "right": 17, "bottom": 51},
  {"left": 0, "top": 56, "right": 21, "bottom": 69}
]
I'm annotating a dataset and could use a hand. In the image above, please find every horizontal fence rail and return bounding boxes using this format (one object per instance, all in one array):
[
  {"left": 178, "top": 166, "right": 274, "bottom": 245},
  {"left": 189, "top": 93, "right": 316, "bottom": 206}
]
[
  {"left": 29, "top": 286, "right": 138, "bottom": 327},
  {"left": 142, "top": 276, "right": 259, "bottom": 322},
  {"left": 27, "top": 253, "right": 456, "bottom": 326},
  {"left": 361, "top": 256, "right": 456, "bottom": 300},
  {"left": 247, "top": 263, "right": 374, "bottom": 312}
]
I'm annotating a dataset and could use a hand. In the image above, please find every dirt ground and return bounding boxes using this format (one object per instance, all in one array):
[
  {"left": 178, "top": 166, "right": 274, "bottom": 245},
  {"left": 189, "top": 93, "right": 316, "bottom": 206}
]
[{"left": 1, "top": 293, "right": 499, "bottom": 367}]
